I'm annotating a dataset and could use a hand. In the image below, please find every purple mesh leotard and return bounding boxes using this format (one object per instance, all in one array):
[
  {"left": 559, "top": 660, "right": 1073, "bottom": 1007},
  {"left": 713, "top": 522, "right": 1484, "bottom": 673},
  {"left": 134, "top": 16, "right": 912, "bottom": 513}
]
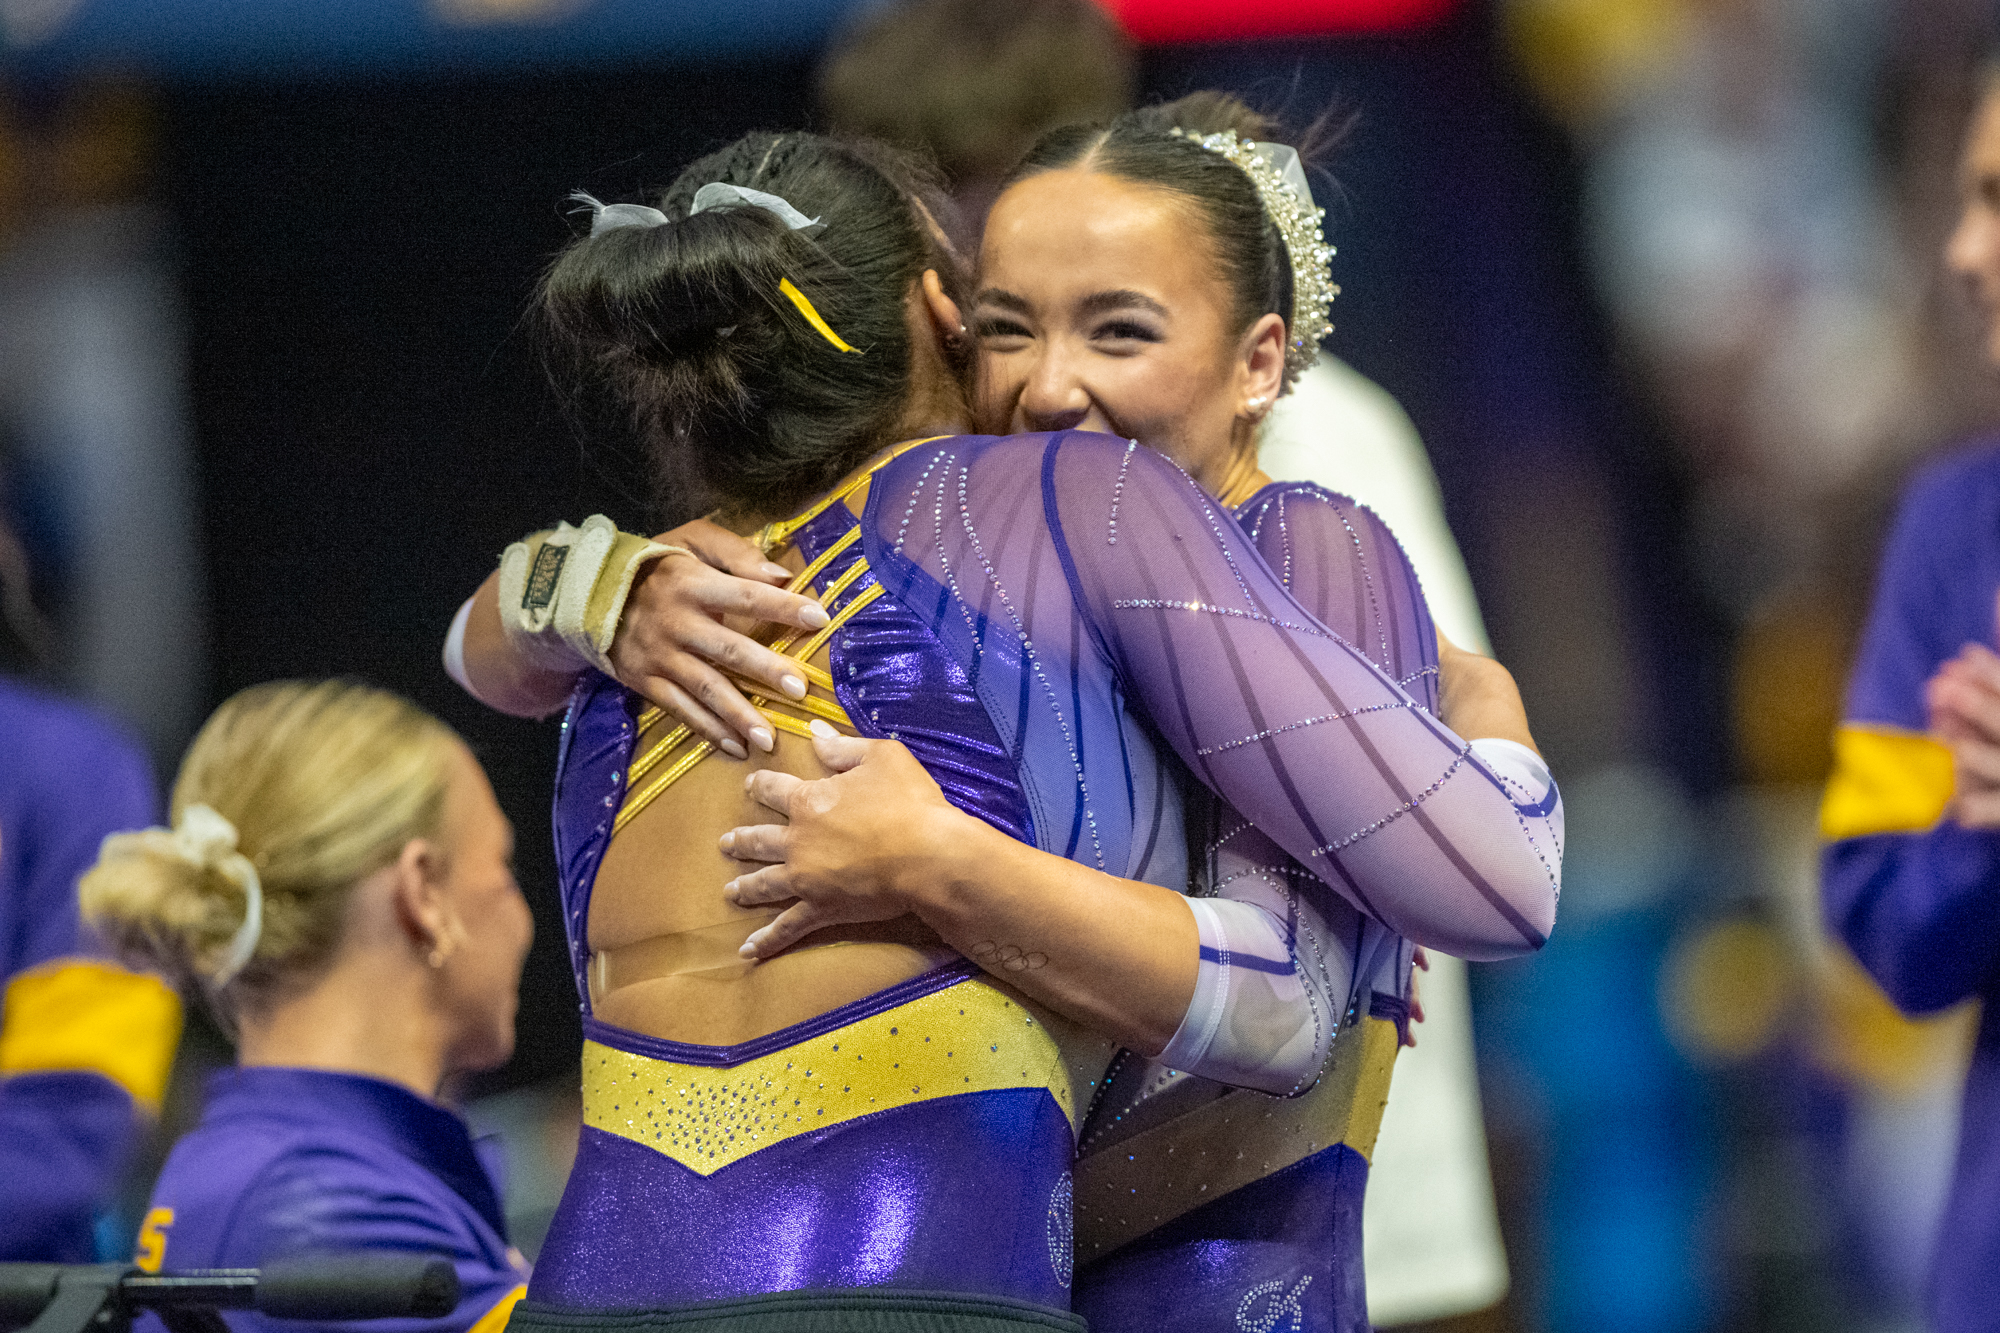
[{"left": 535, "top": 432, "right": 1559, "bottom": 1323}]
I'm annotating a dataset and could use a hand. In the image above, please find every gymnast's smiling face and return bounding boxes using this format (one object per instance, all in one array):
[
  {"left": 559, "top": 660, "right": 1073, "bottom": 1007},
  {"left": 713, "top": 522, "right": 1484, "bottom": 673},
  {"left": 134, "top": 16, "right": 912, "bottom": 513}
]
[{"left": 972, "top": 168, "right": 1284, "bottom": 497}]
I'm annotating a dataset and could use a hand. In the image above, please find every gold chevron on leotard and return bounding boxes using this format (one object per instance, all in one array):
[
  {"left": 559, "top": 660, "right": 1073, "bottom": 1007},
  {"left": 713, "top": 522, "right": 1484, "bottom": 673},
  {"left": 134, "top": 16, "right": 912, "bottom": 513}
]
[
  {"left": 583, "top": 976, "right": 1077, "bottom": 1175},
  {"left": 612, "top": 441, "right": 927, "bottom": 837}
]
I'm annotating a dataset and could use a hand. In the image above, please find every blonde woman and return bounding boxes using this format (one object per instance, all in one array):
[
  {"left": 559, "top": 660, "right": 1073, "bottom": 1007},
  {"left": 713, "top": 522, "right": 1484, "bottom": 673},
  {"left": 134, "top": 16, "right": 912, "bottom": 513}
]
[{"left": 80, "top": 679, "right": 534, "bottom": 1333}]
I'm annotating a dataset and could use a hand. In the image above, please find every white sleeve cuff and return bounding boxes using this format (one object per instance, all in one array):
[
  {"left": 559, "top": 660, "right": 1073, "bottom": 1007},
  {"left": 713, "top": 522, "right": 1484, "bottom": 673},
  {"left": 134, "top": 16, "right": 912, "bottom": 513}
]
[
  {"left": 1158, "top": 896, "right": 1326, "bottom": 1096},
  {"left": 444, "top": 595, "right": 529, "bottom": 714},
  {"left": 1468, "top": 736, "right": 1563, "bottom": 889}
]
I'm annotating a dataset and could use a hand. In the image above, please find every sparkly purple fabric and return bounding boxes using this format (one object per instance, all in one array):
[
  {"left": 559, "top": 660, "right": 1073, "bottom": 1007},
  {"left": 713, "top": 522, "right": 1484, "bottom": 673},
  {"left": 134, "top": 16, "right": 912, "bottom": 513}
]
[
  {"left": 808, "top": 501, "right": 1034, "bottom": 847},
  {"left": 1233, "top": 481, "right": 1439, "bottom": 714},
  {"left": 542, "top": 434, "right": 1559, "bottom": 1315},
  {"left": 1071, "top": 1145, "right": 1370, "bottom": 1333},
  {"left": 530, "top": 1093, "right": 1076, "bottom": 1310},
  {"left": 862, "top": 434, "right": 1557, "bottom": 960},
  {"left": 1068, "top": 485, "right": 1428, "bottom": 1333}
]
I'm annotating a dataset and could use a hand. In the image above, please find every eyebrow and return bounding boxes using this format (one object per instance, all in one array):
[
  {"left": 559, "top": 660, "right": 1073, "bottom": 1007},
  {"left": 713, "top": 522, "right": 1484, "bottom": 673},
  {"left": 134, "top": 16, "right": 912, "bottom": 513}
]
[
  {"left": 975, "top": 288, "right": 1032, "bottom": 313},
  {"left": 974, "top": 287, "right": 1170, "bottom": 318},
  {"left": 1078, "top": 289, "right": 1169, "bottom": 318}
]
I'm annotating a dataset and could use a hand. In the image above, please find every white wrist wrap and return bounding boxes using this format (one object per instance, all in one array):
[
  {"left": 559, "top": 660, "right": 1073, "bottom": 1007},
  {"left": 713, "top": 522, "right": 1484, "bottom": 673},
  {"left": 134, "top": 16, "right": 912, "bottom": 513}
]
[{"left": 496, "top": 514, "right": 670, "bottom": 677}]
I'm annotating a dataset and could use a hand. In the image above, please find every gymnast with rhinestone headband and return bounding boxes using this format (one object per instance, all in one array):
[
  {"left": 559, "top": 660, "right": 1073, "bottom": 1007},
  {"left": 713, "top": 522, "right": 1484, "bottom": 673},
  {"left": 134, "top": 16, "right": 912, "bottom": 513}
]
[{"left": 448, "top": 110, "right": 1559, "bottom": 1333}]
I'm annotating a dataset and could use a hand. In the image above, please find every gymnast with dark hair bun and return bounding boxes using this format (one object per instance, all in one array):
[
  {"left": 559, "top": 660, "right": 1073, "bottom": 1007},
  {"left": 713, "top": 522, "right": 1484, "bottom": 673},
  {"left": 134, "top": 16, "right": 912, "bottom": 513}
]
[{"left": 448, "top": 109, "right": 1560, "bottom": 1333}]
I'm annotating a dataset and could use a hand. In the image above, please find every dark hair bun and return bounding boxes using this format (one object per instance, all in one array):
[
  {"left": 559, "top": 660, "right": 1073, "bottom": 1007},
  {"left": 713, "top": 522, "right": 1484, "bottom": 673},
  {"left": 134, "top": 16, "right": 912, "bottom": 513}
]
[
  {"left": 545, "top": 207, "right": 793, "bottom": 359},
  {"left": 539, "top": 132, "right": 969, "bottom": 520}
]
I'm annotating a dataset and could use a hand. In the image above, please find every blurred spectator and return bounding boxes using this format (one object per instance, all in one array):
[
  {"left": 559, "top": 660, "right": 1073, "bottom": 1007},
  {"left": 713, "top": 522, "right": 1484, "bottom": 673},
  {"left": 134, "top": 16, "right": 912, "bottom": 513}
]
[
  {"left": 0, "top": 77, "right": 204, "bottom": 764},
  {"left": 1511, "top": 0, "right": 1999, "bottom": 1324},
  {"left": 1, "top": 510, "right": 182, "bottom": 1261},
  {"left": 818, "top": 0, "right": 1134, "bottom": 228},
  {"left": 1820, "top": 64, "right": 2000, "bottom": 1333}
]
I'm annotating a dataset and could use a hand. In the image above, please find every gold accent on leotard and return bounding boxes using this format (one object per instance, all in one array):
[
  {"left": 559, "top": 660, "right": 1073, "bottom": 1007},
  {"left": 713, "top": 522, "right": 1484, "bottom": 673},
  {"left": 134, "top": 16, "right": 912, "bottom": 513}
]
[
  {"left": 629, "top": 435, "right": 936, "bottom": 736},
  {"left": 612, "top": 578, "right": 885, "bottom": 837},
  {"left": 752, "top": 436, "right": 945, "bottom": 556},
  {"left": 583, "top": 976, "right": 1078, "bottom": 1176},
  {"left": 1071, "top": 1014, "right": 1402, "bottom": 1264},
  {"left": 789, "top": 525, "right": 862, "bottom": 600}
]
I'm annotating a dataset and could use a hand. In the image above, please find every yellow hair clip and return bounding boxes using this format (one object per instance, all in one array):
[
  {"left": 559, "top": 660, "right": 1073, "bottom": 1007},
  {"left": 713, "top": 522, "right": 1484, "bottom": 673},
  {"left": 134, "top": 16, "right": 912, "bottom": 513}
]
[{"left": 778, "top": 278, "right": 862, "bottom": 355}]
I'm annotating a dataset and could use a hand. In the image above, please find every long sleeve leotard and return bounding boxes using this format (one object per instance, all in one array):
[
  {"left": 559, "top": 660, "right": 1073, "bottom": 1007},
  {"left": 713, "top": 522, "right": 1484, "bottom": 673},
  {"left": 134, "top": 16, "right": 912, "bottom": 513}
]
[
  {"left": 538, "top": 431, "right": 1561, "bottom": 1317},
  {"left": 864, "top": 433, "right": 1560, "bottom": 962}
]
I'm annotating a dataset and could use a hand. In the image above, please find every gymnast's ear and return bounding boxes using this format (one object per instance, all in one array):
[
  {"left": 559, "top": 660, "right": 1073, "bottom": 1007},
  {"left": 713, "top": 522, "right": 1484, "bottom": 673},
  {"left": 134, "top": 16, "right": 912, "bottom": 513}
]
[{"left": 920, "top": 268, "right": 963, "bottom": 344}]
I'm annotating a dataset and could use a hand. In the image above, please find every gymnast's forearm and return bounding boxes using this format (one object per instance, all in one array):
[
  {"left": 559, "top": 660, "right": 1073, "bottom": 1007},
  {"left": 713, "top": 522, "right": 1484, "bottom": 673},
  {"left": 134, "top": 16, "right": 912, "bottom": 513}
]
[
  {"left": 1438, "top": 632, "right": 1538, "bottom": 753},
  {"left": 900, "top": 814, "right": 1201, "bottom": 1057},
  {"left": 446, "top": 573, "right": 582, "bottom": 718}
]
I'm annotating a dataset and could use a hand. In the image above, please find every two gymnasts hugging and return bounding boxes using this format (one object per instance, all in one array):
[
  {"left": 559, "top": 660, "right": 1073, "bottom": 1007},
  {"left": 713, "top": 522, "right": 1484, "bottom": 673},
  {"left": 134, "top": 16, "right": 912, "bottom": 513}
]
[{"left": 87, "top": 92, "right": 1563, "bottom": 1333}]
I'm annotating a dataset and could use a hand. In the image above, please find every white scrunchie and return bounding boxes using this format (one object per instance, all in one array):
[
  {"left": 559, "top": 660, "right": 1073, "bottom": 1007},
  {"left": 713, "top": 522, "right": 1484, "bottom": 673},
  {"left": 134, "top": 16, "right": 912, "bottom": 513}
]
[
  {"left": 103, "top": 805, "right": 264, "bottom": 989},
  {"left": 173, "top": 805, "right": 264, "bottom": 988}
]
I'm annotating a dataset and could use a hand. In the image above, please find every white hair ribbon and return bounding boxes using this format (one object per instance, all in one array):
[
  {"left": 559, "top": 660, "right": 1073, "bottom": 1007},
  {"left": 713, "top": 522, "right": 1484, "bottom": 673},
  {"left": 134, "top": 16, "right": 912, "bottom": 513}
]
[
  {"left": 570, "top": 185, "right": 823, "bottom": 238},
  {"left": 569, "top": 192, "right": 669, "bottom": 237},
  {"left": 1251, "top": 143, "right": 1316, "bottom": 210},
  {"left": 172, "top": 804, "right": 264, "bottom": 989},
  {"left": 689, "top": 183, "right": 822, "bottom": 231}
]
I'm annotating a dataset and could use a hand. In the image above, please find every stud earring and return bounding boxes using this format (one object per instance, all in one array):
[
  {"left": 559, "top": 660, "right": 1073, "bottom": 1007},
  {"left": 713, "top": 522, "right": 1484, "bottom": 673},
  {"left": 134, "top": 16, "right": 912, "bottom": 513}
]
[{"left": 1245, "top": 396, "right": 1270, "bottom": 418}]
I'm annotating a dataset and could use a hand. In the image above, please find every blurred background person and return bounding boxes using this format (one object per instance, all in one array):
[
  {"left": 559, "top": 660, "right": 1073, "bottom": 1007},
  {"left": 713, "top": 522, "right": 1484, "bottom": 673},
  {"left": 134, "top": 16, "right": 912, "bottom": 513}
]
[
  {"left": 825, "top": 3, "right": 1511, "bottom": 1322},
  {"left": 1820, "top": 64, "right": 2000, "bottom": 1333},
  {"left": 80, "top": 679, "right": 533, "bottom": 1333},
  {"left": 1, "top": 503, "right": 181, "bottom": 1261},
  {"left": 1509, "top": 1, "right": 2000, "bottom": 1327}
]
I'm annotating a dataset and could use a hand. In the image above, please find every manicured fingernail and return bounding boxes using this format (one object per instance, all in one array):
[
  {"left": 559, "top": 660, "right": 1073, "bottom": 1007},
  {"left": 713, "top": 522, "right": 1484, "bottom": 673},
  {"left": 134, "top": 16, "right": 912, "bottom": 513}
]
[
  {"left": 809, "top": 719, "right": 838, "bottom": 739},
  {"left": 780, "top": 675, "right": 806, "bottom": 700},
  {"left": 720, "top": 738, "right": 747, "bottom": 760},
  {"left": 718, "top": 832, "right": 735, "bottom": 853},
  {"left": 799, "top": 603, "right": 831, "bottom": 629},
  {"left": 750, "top": 727, "right": 775, "bottom": 752},
  {"left": 763, "top": 562, "right": 793, "bottom": 580}
]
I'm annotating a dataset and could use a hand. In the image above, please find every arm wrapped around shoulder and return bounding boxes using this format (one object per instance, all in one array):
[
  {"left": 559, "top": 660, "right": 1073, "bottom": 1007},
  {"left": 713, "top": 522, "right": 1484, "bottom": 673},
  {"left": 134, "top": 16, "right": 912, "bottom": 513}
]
[{"left": 495, "top": 515, "right": 671, "bottom": 677}]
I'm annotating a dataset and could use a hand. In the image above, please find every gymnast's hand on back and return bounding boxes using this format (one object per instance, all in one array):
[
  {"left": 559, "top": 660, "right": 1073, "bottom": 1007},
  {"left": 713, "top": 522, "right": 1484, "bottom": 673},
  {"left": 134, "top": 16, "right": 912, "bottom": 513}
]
[
  {"left": 608, "top": 519, "right": 831, "bottom": 756},
  {"left": 719, "top": 722, "right": 964, "bottom": 960}
]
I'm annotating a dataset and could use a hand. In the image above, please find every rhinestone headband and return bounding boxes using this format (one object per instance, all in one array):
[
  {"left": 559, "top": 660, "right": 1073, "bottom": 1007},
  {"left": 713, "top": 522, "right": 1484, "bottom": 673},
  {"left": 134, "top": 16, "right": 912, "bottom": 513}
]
[{"left": 1168, "top": 128, "right": 1337, "bottom": 392}]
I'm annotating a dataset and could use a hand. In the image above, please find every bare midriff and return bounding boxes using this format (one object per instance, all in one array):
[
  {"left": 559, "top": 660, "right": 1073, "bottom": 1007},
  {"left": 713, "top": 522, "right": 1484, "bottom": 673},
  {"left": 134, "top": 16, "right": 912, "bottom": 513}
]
[{"left": 585, "top": 472, "right": 958, "bottom": 1049}]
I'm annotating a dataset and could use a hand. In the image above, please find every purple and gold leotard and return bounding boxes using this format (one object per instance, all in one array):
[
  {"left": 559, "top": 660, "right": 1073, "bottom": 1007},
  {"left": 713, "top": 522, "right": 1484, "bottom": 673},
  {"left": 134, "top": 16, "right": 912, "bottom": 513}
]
[{"left": 532, "top": 432, "right": 1560, "bottom": 1325}]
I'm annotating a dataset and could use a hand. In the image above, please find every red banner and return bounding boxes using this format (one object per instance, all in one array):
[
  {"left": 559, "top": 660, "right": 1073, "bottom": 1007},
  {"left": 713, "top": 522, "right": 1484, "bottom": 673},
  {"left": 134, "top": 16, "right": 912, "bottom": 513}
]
[{"left": 1095, "top": 0, "right": 1456, "bottom": 43}]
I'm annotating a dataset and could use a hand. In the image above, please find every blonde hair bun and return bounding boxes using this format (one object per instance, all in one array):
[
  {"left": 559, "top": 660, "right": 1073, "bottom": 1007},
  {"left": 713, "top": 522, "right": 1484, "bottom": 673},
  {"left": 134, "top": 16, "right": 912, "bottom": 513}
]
[{"left": 80, "top": 679, "right": 461, "bottom": 1027}]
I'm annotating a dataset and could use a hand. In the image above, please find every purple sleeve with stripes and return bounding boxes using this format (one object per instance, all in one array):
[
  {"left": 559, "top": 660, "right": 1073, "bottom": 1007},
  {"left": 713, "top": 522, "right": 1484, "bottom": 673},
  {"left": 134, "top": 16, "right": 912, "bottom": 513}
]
[
  {"left": 868, "top": 432, "right": 1558, "bottom": 963},
  {"left": 1156, "top": 485, "right": 1437, "bottom": 1090}
]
